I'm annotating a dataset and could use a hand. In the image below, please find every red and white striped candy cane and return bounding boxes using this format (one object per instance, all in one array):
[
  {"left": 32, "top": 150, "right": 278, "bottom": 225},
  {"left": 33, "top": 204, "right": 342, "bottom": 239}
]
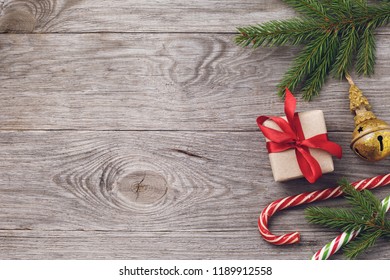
[{"left": 258, "top": 174, "right": 390, "bottom": 245}]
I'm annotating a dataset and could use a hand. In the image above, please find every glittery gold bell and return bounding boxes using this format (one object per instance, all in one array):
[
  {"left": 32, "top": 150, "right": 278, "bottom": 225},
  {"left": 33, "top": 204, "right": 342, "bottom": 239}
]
[{"left": 347, "top": 75, "right": 390, "bottom": 161}]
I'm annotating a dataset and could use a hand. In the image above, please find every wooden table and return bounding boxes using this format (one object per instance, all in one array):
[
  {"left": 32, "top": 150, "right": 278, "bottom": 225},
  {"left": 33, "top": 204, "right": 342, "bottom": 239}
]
[{"left": 0, "top": 0, "right": 389, "bottom": 260}]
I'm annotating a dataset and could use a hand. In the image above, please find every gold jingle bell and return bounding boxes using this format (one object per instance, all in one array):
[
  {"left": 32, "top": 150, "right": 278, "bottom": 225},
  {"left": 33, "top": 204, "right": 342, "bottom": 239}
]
[{"left": 347, "top": 75, "right": 390, "bottom": 161}]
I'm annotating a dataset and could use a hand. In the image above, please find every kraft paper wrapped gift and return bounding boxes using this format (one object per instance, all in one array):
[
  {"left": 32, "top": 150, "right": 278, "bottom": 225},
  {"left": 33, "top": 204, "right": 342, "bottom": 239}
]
[
  {"left": 257, "top": 89, "right": 342, "bottom": 183},
  {"left": 263, "top": 110, "right": 334, "bottom": 182}
]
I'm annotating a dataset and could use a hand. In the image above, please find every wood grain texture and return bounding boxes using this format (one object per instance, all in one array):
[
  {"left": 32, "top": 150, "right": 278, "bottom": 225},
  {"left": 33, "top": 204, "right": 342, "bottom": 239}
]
[
  {"left": 0, "top": 33, "right": 389, "bottom": 131},
  {"left": 1, "top": 230, "right": 389, "bottom": 260},
  {"left": 0, "top": 131, "right": 389, "bottom": 259},
  {"left": 0, "top": 1, "right": 390, "bottom": 260},
  {"left": 0, "top": 0, "right": 292, "bottom": 33}
]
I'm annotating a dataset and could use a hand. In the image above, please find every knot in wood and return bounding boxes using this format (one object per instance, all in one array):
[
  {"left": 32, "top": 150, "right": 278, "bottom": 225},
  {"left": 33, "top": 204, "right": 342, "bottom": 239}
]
[
  {"left": 116, "top": 171, "right": 168, "bottom": 206},
  {"left": 0, "top": 9, "right": 36, "bottom": 33}
]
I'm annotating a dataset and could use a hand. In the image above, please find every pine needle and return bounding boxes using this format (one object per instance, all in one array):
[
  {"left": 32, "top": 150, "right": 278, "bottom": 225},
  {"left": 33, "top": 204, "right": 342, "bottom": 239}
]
[
  {"left": 332, "top": 26, "right": 358, "bottom": 79},
  {"left": 344, "top": 230, "right": 382, "bottom": 259},
  {"left": 275, "top": 33, "right": 332, "bottom": 97},
  {"left": 356, "top": 26, "right": 376, "bottom": 76},
  {"left": 305, "top": 206, "right": 364, "bottom": 232},
  {"left": 236, "top": 0, "right": 390, "bottom": 99}
]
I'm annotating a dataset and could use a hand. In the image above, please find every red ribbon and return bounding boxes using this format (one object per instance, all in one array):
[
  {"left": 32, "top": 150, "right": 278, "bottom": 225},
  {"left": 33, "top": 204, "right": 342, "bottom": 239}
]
[{"left": 257, "top": 89, "right": 342, "bottom": 183}]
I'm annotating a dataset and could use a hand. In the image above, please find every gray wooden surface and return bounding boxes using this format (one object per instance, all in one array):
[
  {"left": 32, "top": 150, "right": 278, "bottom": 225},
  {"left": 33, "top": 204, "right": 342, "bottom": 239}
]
[{"left": 0, "top": 0, "right": 389, "bottom": 260}]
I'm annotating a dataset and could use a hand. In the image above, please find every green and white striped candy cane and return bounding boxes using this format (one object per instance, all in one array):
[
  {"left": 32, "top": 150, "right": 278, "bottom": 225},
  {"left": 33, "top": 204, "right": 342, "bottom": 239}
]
[{"left": 312, "top": 195, "right": 390, "bottom": 260}]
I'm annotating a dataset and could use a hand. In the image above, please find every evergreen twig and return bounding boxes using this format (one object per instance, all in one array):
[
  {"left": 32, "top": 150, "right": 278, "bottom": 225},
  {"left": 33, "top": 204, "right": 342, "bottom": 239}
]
[
  {"left": 236, "top": 0, "right": 390, "bottom": 100},
  {"left": 344, "top": 230, "right": 382, "bottom": 259},
  {"left": 305, "top": 180, "right": 390, "bottom": 259}
]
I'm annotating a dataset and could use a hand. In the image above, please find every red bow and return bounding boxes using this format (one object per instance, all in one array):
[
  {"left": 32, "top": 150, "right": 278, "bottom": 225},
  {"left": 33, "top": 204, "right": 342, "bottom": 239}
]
[{"left": 257, "top": 89, "right": 342, "bottom": 183}]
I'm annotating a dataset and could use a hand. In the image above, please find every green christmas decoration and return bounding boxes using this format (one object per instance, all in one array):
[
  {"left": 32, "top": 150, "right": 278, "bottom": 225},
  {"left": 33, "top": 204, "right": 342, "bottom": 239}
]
[
  {"left": 236, "top": 0, "right": 390, "bottom": 100},
  {"left": 305, "top": 180, "right": 390, "bottom": 259}
]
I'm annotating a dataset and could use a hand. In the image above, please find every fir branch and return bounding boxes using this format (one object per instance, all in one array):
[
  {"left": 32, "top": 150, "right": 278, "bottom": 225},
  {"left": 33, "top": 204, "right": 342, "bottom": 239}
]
[
  {"left": 356, "top": 26, "right": 376, "bottom": 75},
  {"left": 281, "top": 0, "right": 330, "bottom": 20},
  {"left": 333, "top": 0, "right": 354, "bottom": 17},
  {"left": 235, "top": 19, "right": 323, "bottom": 47},
  {"left": 236, "top": 0, "right": 390, "bottom": 99},
  {"left": 305, "top": 207, "right": 365, "bottom": 232},
  {"left": 344, "top": 230, "right": 382, "bottom": 259},
  {"left": 300, "top": 32, "right": 340, "bottom": 100},
  {"left": 365, "top": 4, "right": 390, "bottom": 28},
  {"left": 342, "top": 180, "right": 382, "bottom": 220},
  {"left": 332, "top": 26, "right": 358, "bottom": 79},
  {"left": 276, "top": 32, "right": 334, "bottom": 97},
  {"left": 305, "top": 179, "right": 390, "bottom": 259}
]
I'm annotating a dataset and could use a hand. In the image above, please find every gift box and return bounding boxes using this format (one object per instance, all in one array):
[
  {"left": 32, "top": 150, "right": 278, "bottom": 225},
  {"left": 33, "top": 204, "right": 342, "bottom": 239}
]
[{"left": 257, "top": 90, "right": 342, "bottom": 183}]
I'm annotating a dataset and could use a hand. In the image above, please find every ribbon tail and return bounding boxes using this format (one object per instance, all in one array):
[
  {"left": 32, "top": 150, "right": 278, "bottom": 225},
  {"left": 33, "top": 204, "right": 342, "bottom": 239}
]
[
  {"left": 303, "top": 134, "right": 343, "bottom": 159},
  {"left": 317, "top": 141, "right": 343, "bottom": 159},
  {"left": 295, "top": 148, "right": 323, "bottom": 184}
]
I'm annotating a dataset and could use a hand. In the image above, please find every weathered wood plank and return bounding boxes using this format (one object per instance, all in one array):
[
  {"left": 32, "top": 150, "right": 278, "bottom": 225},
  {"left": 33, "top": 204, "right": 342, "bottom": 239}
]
[
  {"left": 1, "top": 0, "right": 388, "bottom": 34},
  {"left": 1, "top": 229, "right": 389, "bottom": 259},
  {"left": 0, "top": 131, "right": 389, "bottom": 235},
  {"left": 1, "top": 1, "right": 389, "bottom": 261},
  {"left": 0, "top": 33, "right": 389, "bottom": 131},
  {"left": 0, "top": 0, "right": 293, "bottom": 33}
]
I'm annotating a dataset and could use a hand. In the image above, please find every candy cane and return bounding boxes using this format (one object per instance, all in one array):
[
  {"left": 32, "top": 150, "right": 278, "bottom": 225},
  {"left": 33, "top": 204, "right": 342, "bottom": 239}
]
[
  {"left": 258, "top": 174, "right": 390, "bottom": 245},
  {"left": 312, "top": 195, "right": 390, "bottom": 260}
]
